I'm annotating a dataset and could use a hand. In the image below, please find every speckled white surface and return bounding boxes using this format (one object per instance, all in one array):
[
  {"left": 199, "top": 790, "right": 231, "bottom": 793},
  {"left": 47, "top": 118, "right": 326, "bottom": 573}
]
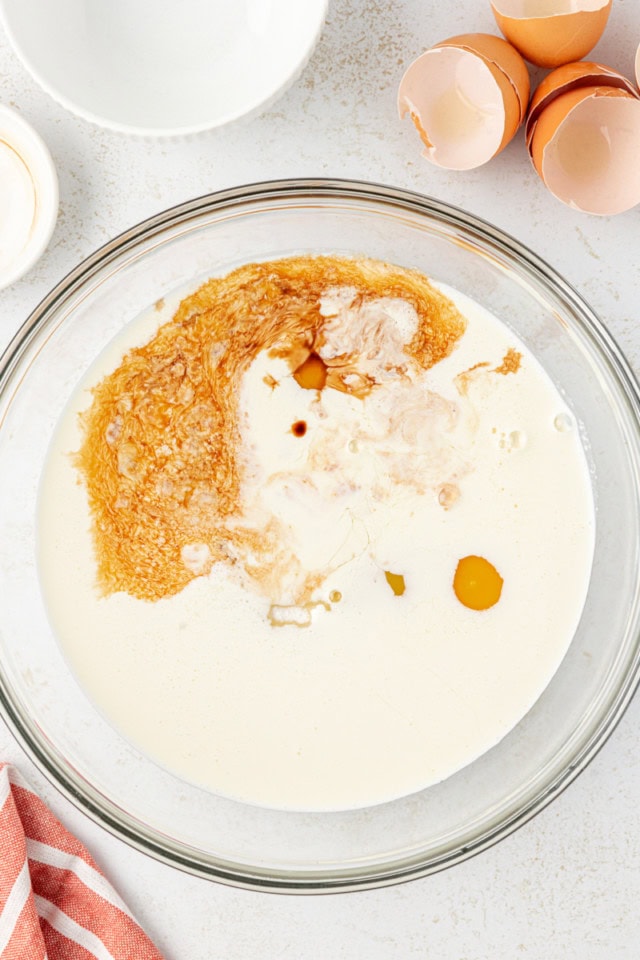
[{"left": 1, "top": 2, "right": 640, "bottom": 957}]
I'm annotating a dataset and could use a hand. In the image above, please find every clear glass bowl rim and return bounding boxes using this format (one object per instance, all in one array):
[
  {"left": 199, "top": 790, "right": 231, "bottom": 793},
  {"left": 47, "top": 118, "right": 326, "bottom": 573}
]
[{"left": 1, "top": 177, "right": 640, "bottom": 893}]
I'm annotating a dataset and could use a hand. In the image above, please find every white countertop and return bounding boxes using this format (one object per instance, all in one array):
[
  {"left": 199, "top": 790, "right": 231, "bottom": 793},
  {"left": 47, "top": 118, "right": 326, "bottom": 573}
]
[{"left": 1, "top": 2, "right": 639, "bottom": 957}]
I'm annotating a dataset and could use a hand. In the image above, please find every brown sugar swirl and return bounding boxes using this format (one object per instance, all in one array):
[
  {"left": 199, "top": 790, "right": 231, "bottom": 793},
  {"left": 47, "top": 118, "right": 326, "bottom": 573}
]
[{"left": 74, "top": 256, "right": 466, "bottom": 601}]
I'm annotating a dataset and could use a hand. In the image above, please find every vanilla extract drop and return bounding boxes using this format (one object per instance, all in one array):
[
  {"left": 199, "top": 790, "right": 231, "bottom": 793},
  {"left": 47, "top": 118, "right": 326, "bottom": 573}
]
[
  {"left": 384, "top": 571, "right": 406, "bottom": 596},
  {"left": 293, "top": 352, "right": 327, "bottom": 390}
]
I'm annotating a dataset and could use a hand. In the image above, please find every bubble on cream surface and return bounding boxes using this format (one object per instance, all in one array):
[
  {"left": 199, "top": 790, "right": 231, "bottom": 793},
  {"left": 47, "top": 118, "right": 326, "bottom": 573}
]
[{"left": 37, "top": 258, "right": 595, "bottom": 812}]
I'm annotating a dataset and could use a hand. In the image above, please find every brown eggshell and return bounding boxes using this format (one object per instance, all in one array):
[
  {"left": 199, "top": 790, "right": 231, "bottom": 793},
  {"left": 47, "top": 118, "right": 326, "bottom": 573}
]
[
  {"left": 636, "top": 42, "right": 640, "bottom": 90},
  {"left": 526, "top": 62, "right": 640, "bottom": 149},
  {"left": 437, "top": 33, "right": 530, "bottom": 122},
  {"left": 491, "top": 0, "right": 612, "bottom": 69},
  {"left": 398, "top": 48, "right": 506, "bottom": 169},
  {"left": 530, "top": 85, "right": 640, "bottom": 214},
  {"left": 530, "top": 86, "right": 605, "bottom": 177},
  {"left": 398, "top": 35, "right": 529, "bottom": 170}
]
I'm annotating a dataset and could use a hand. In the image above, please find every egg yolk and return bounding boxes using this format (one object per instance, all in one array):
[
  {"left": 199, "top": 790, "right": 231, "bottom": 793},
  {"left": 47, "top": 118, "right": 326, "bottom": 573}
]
[{"left": 453, "top": 555, "right": 503, "bottom": 611}]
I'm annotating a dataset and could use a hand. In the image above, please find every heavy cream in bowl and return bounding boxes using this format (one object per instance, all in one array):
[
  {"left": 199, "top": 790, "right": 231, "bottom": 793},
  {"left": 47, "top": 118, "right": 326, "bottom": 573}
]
[{"left": 37, "top": 256, "right": 594, "bottom": 812}]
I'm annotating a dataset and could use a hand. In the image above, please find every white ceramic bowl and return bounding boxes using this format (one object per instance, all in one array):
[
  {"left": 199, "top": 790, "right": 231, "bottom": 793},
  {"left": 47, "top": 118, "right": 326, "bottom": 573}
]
[
  {"left": 0, "top": 0, "right": 328, "bottom": 136},
  {"left": 0, "top": 104, "right": 58, "bottom": 289}
]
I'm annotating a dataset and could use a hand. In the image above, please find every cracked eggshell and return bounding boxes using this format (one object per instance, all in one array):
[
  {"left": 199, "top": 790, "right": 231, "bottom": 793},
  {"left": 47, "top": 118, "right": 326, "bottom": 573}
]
[
  {"left": 398, "top": 34, "right": 530, "bottom": 171},
  {"left": 491, "top": 0, "right": 612, "bottom": 69},
  {"left": 636, "top": 42, "right": 640, "bottom": 90},
  {"left": 525, "top": 61, "right": 639, "bottom": 147},
  {"left": 528, "top": 79, "right": 640, "bottom": 215}
]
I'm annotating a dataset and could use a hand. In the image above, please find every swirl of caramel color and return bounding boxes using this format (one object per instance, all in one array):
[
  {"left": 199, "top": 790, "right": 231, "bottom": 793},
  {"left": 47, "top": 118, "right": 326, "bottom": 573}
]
[{"left": 75, "top": 256, "right": 466, "bottom": 601}]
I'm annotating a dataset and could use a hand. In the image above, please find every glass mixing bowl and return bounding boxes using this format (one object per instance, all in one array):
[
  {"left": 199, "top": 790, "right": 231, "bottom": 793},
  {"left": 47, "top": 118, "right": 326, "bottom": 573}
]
[{"left": 1, "top": 179, "right": 639, "bottom": 892}]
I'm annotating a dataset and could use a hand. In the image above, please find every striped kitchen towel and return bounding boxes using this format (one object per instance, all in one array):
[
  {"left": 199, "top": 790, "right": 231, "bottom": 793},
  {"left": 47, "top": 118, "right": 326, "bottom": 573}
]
[{"left": 0, "top": 763, "right": 165, "bottom": 960}]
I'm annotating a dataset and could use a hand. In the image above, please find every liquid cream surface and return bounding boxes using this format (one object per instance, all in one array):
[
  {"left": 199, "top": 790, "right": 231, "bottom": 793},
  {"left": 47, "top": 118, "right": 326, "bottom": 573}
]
[{"left": 37, "top": 277, "right": 595, "bottom": 811}]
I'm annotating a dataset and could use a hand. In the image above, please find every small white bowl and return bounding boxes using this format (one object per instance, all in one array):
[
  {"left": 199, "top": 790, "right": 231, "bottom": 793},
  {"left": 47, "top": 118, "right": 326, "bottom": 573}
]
[
  {"left": 0, "top": 0, "right": 328, "bottom": 137},
  {"left": 0, "top": 104, "right": 58, "bottom": 290}
]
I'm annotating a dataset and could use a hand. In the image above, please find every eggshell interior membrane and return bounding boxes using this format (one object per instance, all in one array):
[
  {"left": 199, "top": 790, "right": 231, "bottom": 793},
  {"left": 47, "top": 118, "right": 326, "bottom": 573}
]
[
  {"left": 532, "top": 87, "right": 640, "bottom": 215},
  {"left": 437, "top": 33, "right": 530, "bottom": 123},
  {"left": 491, "top": 0, "right": 612, "bottom": 68},
  {"left": 526, "top": 62, "right": 640, "bottom": 148},
  {"left": 398, "top": 47, "right": 507, "bottom": 170}
]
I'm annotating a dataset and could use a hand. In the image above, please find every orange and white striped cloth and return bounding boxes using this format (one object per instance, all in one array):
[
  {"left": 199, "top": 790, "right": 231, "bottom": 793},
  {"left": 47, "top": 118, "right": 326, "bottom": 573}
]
[{"left": 0, "top": 763, "right": 165, "bottom": 960}]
